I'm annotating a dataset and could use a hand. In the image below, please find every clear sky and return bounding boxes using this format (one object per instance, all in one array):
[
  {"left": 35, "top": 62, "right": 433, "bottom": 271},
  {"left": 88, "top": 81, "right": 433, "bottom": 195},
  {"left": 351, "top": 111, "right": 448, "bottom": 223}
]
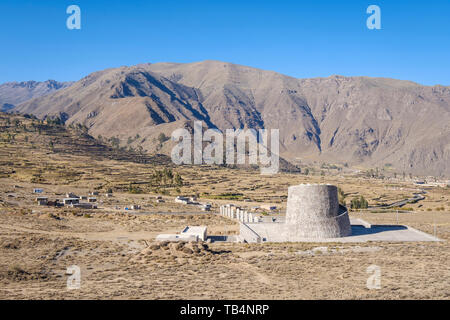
[{"left": 0, "top": 0, "right": 449, "bottom": 85}]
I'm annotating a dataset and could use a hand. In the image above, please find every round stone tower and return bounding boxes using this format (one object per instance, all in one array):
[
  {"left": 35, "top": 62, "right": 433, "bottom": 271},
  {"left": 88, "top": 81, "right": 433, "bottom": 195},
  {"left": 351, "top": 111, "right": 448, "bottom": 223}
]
[{"left": 285, "top": 184, "right": 351, "bottom": 239}]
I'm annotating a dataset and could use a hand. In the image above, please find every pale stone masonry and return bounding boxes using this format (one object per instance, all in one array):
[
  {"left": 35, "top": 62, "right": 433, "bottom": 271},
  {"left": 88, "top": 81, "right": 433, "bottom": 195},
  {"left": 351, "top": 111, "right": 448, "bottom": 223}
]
[
  {"left": 219, "top": 204, "right": 260, "bottom": 224},
  {"left": 236, "top": 184, "right": 440, "bottom": 243},
  {"left": 236, "top": 184, "right": 351, "bottom": 242},
  {"left": 285, "top": 184, "right": 351, "bottom": 239}
]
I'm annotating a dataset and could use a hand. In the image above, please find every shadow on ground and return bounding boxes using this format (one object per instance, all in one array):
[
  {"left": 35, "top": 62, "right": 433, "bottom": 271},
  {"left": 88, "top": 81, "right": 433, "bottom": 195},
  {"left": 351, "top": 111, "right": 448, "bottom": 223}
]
[{"left": 350, "top": 225, "right": 407, "bottom": 236}]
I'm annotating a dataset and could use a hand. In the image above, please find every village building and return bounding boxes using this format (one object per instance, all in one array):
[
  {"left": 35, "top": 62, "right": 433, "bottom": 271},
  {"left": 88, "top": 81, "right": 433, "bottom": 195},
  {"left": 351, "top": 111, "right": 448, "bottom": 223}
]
[
  {"left": 71, "top": 203, "right": 97, "bottom": 209},
  {"left": 35, "top": 196, "right": 48, "bottom": 206},
  {"left": 261, "top": 204, "right": 277, "bottom": 211},
  {"left": 63, "top": 198, "right": 80, "bottom": 205},
  {"left": 156, "top": 226, "right": 208, "bottom": 242},
  {"left": 200, "top": 203, "right": 211, "bottom": 211},
  {"left": 181, "top": 226, "right": 207, "bottom": 241},
  {"left": 175, "top": 196, "right": 189, "bottom": 204}
]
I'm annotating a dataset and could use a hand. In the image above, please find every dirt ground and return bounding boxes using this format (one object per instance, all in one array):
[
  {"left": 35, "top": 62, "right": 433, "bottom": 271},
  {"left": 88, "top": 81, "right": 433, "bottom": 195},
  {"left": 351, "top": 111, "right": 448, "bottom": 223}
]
[
  {"left": 0, "top": 204, "right": 448, "bottom": 300},
  {"left": 0, "top": 113, "right": 448, "bottom": 299}
]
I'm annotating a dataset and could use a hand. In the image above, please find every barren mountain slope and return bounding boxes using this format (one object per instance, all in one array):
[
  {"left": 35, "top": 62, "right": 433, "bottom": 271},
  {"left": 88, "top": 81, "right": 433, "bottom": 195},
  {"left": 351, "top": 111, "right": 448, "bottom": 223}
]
[
  {"left": 16, "top": 66, "right": 213, "bottom": 145},
  {"left": 13, "top": 61, "right": 450, "bottom": 177},
  {"left": 0, "top": 80, "right": 72, "bottom": 111},
  {"left": 295, "top": 76, "right": 450, "bottom": 175},
  {"left": 146, "top": 61, "right": 323, "bottom": 156},
  {"left": 147, "top": 61, "right": 450, "bottom": 176}
]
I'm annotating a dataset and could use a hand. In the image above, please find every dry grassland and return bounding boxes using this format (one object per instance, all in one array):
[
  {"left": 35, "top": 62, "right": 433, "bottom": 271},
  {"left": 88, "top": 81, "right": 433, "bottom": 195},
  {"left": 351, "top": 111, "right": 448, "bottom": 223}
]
[{"left": 0, "top": 113, "right": 449, "bottom": 299}]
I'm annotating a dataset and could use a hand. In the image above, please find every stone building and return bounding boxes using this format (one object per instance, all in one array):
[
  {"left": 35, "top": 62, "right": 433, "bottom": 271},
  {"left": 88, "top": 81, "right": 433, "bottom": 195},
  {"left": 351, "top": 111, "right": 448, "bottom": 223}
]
[{"left": 238, "top": 184, "right": 351, "bottom": 242}]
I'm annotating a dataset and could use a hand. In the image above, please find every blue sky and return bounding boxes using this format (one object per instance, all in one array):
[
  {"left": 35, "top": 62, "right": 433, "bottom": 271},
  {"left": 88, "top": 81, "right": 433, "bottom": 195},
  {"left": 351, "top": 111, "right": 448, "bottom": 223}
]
[{"left": 0, "top": 0, "right": 449, "bottom": 85}]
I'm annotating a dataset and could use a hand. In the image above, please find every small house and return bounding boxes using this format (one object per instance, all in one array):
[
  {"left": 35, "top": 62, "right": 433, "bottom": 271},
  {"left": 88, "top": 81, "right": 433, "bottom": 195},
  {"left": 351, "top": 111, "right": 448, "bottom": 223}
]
[
  {"left": 181, "top": 226, "right": 207, "bottom": 241},
  {"left": 175, "top": 196, "right": 189, "bottom": 204},
  {"left": 63, "top": 198, "right": 79, "bottom": 205},
  {"left": 71, "top": 203, "right": 97, "bottom": 209},
  {"left": 36, "top": 197, "right": 48, "bottom": 206},
  {"left": 200, "top": 203, "right": 211, "bottom": 211}
]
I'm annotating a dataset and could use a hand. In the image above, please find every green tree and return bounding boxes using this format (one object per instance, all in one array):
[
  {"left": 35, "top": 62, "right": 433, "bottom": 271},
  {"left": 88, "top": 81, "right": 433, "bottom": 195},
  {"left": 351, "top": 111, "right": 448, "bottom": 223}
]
[{"left": 350, "top": 195, "right": 368, "bottom": 209}]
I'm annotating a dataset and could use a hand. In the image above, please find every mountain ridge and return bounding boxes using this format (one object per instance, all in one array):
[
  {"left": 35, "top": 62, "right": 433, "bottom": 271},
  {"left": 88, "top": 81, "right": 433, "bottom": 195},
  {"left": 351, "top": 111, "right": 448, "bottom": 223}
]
[
  {"left": 0, "top": 80, "right": 73, "bottom": 112},
  {"left": 4, "top": 61, "right": 450, "bottom": 177}
]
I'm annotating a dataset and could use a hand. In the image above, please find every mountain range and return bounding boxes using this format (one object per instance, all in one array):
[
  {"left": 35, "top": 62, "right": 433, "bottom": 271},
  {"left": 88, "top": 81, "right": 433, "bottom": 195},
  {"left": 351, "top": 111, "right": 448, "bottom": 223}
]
[
  {"left": 2, "top": 61, "right": 449, "bottom": 177},
  {"left": 0, "top": 80, "right": 72, "bottom": 112}
]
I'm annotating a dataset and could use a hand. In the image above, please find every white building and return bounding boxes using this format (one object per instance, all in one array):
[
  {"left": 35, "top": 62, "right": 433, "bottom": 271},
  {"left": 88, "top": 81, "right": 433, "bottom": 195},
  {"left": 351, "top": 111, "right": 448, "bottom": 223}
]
[
  {"left": 63, "top": 198, "right": 79, "bottom": 205},
  {"left": 175, "top": 196, "right": 189, "bottom": 204},
  {"left": 156, "top": 225, "right": 208, "bottom": 242},
  {"left": 181, "top": 226, "right": 207, "bottom": 241}
]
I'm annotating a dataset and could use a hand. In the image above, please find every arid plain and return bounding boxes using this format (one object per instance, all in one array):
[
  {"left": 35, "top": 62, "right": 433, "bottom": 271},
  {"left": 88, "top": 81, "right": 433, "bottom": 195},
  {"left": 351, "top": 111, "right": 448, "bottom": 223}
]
[{"left": 0, "top": 112, "right": 449, "bottom": 299}]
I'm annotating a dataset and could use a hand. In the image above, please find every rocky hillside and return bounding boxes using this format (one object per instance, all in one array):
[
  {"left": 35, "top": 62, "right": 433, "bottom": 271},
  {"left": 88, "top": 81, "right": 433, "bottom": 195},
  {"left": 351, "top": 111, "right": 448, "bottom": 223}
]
[
  {"left": 13, "top": 61, "right": 450, "bottom": 177},
  {"left": 0, "top": 80, "right": 72, "bottom": 112}
]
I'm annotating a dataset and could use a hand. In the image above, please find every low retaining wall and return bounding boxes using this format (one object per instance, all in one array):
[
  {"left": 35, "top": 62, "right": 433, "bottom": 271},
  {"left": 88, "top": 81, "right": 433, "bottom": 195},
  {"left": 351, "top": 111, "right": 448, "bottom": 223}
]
[{"left": 239, "top": 223, "right": 262, "bottom": 243}]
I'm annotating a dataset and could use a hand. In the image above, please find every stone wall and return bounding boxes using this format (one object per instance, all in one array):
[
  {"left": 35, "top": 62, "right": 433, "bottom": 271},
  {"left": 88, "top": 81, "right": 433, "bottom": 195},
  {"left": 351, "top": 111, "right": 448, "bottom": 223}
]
[{"left": 239, "top": 223, "right": 262, "bottom": 243}]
